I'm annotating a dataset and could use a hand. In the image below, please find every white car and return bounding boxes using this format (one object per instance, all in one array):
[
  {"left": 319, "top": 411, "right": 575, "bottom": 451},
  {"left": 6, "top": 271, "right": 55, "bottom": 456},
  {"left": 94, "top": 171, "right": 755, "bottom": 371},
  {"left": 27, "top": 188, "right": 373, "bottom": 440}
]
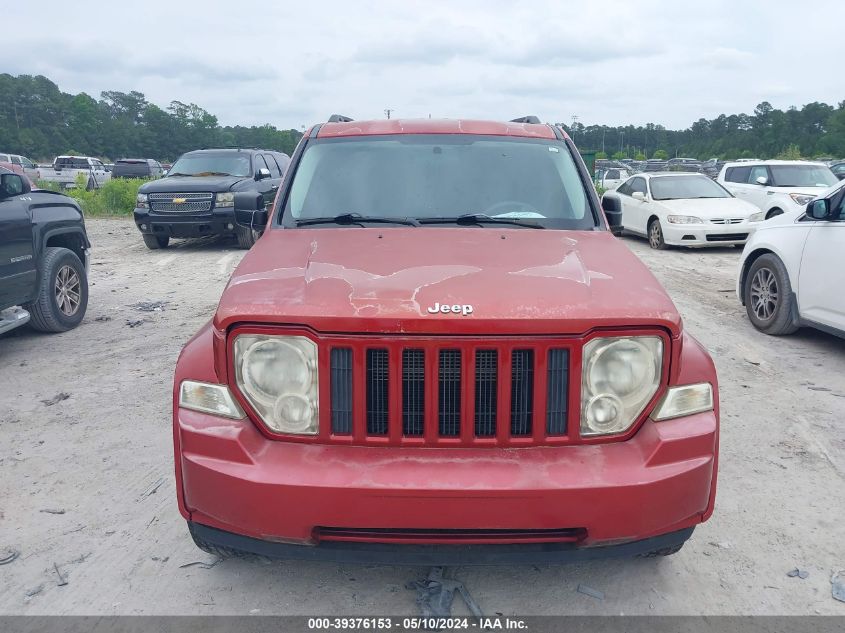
[
  {"left": 0, "top": 152, "right": 40, "bottom": 181},
  {"left": 717, "top": 160, "right": 838, "bottom": 220},
  {"left": 736, "top": 179, "right": 845, "bottom": 337},
  {"left": 38, "top": 155, "right": 112, "bottom": 190},
  {"left": 601, "top": 172, "right": 761, "bottom": 249},
  {"left": 596, "top": 167, "right": 630, "bottom": 190}
]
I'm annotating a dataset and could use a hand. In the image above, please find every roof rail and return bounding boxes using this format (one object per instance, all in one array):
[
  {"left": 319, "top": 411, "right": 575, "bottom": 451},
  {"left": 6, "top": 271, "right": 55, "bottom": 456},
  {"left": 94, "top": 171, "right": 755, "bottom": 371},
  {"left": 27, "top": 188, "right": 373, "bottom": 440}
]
[
  {"left": 510, "top": 116, "right": 541, "bottom": 124},
  {"left": 328, "top": 114, "right": 354, "bottom": 123}
]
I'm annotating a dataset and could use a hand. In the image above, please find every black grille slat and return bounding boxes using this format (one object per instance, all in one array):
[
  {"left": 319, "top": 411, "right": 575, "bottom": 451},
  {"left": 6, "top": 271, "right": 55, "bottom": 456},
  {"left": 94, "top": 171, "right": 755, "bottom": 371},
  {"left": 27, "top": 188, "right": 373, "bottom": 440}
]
[
  {"left": 438, "top": 350, "right": 461, "bottom": 437},
  {"left": 366, "top": 349, "right": 389, "bottom": 435},
  {"left": 510, "top": 349, "right": 534, "bottom": 436},
  {"left": 402, "top": 349, "right": 425, "bottom": 436},
  {"left": 474, "top": 350, "right": 498, "bottom": 437},
  {"left": 330, "top": 348, "right": 353, "bottom": 434},
  {"left": 546, "top": 349, "right": 569, "bottom": 435}
]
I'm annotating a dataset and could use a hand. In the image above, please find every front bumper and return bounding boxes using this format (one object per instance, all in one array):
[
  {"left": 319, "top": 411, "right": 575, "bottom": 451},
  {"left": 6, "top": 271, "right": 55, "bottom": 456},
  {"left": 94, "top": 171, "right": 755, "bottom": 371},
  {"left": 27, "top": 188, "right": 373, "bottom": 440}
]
[
  {"left": 134, "top": 208, "right": 238, "bottom": 239},
  {"left": 176, "top": 407, "right": 717, "bottom": 554},
  {"left": 662, "top": 221, "right": 759, "bottom": 247},
  {"left": 189, "top": 521, "right": 695, "bottom": 565}
]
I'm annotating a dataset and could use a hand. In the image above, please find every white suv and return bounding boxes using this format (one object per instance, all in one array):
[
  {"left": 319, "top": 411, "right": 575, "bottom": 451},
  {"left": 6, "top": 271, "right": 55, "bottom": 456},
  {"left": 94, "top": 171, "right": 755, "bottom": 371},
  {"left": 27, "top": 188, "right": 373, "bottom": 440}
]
[
  {"left": 718, "top": 160, "right": 838, "bottom": 220},
  {"left": 736, "top": 179, "right": 845, "bottom": 337}
]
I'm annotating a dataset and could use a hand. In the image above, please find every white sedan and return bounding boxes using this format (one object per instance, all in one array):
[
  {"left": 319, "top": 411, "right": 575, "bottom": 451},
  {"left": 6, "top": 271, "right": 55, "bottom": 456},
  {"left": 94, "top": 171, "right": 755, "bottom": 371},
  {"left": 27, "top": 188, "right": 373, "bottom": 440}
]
[
  {"left": 737, "top": 179, "right": 845, "bottom": 337},
  {"left": 601, "top": 172, "right": 762, "bottom": 249}
]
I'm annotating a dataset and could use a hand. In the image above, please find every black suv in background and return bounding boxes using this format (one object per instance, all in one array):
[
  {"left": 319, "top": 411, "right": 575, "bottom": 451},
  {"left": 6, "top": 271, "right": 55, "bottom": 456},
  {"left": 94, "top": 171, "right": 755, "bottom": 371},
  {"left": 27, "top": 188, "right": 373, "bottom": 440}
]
[
  {"left": 133, "top": 148, "right": 289, "bottom": 249},
  {"left": 112, "top": 159, "right": 165, "bottom": 179}
]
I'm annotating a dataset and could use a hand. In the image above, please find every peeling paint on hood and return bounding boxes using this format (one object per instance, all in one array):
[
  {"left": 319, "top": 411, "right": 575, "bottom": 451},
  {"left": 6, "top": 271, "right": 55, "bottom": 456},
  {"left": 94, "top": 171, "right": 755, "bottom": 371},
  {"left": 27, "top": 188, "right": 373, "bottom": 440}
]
[{"left": 215, "top": 228, "right": 681, "bottom": 336}]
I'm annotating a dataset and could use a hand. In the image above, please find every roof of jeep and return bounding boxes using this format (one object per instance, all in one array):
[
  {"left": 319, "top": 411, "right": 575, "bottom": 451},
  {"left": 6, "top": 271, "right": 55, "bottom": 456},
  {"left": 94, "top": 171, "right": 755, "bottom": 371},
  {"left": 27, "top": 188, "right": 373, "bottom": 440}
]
[{"left": 316, "top": 118, "right": 562, "bottom": 140}]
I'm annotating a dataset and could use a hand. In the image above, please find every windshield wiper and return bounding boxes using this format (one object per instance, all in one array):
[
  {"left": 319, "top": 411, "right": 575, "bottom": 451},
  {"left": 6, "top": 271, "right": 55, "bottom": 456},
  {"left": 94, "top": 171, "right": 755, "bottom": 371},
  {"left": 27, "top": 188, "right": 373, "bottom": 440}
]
[
  {"left": 167, "top": 172, "right": 191, "bottom": 177},
  {"left": 295, "top": 213, "right": 420, "bottom": 227},
  {"left": 417, "top": 213, "right": 545, "bottom": 229}
]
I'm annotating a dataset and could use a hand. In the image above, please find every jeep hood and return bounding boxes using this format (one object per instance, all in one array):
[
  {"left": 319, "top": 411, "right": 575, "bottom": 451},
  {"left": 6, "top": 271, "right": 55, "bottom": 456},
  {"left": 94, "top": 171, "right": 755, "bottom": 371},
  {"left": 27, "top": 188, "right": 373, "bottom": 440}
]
[
  {"left": 139, "top": 175, "right": 249, "bottom": 193},
  {"left": 215, "top": 228, "right": 682, "bottom": 336}
]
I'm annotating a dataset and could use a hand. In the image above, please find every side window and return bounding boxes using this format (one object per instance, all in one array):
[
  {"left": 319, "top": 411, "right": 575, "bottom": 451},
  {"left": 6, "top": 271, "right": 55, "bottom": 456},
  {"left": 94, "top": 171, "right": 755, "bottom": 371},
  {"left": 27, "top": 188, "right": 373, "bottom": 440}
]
[
  {"left": 253, "top": 154, "right": 269, "bottom": 173},
  {"left": 275, "top": 153, "right": 291, "bottom": 175},
  {"left": 631, "top": 177, "right": 647, "bottom": 195},
  {"left": 606, "top": 169, "right": 620, "bottom": 179},
  {"left": 749, "top": 166, "right": 768, "bottom": 184},
  {"left": 265, "top": 155, "right": 281, "bottom": 178},
  {"left": 725, "top": 166, "right": 751, "bottom": 183},
  {"left": 10, "top": 155, "right": 22, "bottom": 165},
  {"left": 616, "top": 179, "right": 633, "bottom": 196}
]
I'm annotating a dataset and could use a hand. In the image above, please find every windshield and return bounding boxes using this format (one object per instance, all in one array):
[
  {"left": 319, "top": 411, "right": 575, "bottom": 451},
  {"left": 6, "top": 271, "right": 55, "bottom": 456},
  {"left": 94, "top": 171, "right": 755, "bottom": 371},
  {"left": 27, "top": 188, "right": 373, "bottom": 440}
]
[
  {"left": 769, "top": 165, "right": 837, "bottom": 188},
  {"left": 283, "top": 135, "right": 595, "bottom": 229},
  {"left": 169, "top": 153, "right": 251, "bottom": 177},
  {"left": 651, "top": 175, "right": 732, "bottom": 200}
]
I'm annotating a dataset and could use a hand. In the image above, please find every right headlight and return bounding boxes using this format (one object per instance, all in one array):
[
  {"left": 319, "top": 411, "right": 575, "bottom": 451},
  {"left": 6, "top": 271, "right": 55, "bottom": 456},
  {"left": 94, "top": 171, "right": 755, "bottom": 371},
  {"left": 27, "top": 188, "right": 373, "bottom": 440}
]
[
  {"left": 581, "top": 336, "right": 663, "bottom": 437},
  {"left": 667, "top": 215, "right": 703, "bottom": 224},
  {"left": 136, "top": 193, "right": 148, "bottom": 208},
  {"left": 233, "top": 334, "right": 319, "bottom": 435}
]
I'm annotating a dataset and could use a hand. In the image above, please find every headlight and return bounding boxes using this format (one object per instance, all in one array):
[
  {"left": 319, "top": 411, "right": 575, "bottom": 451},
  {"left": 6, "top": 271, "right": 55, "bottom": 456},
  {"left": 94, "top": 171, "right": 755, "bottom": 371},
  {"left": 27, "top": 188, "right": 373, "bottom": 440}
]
[
  {"left": 789, "top": 193, "right": 815, "bottom": 205},
  {"left": 234, "top": 334, "right": 319, "bottom": 435},
  {"left": 581, "top": 336, "right": 663, "bottom": 436},
  {"left": 179, "top": 380, "right": 244, "bottom": 419},
  {"left": 216, "top": 192, "right": 235, "bottom": 207},
  {"left": 667, "top": 215, "right": 703, "bottom": 224},
  {"left": 653, "top": 383, "right": 713, "bottom": 421},
  {"left": 748, "top": 211, "right": 764, "bottom": 222},
  {"left": 136, "top": 193, "right": 148, "bottom": 208}
]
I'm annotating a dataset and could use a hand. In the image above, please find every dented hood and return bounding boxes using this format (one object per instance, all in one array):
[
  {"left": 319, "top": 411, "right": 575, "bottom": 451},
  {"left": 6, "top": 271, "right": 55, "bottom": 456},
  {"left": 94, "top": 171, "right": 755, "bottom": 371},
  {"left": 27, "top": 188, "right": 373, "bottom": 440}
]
[{"left": 215, "top": 228, "right": 681, "bottom": 336}]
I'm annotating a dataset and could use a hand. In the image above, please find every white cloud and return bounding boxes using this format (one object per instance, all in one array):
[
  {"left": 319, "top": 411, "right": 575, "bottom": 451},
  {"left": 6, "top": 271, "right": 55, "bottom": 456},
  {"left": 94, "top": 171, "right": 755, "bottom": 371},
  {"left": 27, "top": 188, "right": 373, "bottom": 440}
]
[{"left": 4, "top": 0, "right": 843, "bottom": 130}]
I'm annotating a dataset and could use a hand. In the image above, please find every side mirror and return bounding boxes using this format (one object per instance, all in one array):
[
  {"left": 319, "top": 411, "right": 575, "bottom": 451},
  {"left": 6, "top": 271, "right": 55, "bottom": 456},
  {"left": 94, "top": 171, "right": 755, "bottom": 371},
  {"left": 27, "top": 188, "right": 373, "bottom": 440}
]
[
  {"left": 255, "top": 168, "right": 271, "bottom": 181},
  {"left": 806, "top": 198, "right": 830, "bottom": 220},
  {"left": 601, "top": 196, "right": 624, "bottom": 236},
  {"left": 0, "top": 173, "right": 30, "bottom": 198},
  {"left": 755, "top": 176, "right": 768, "bottom": 185},
  {"left": 234, "top": 192, "right": 268, "bottom": 228},
  {"left": 632, "top": 191, "right": 647, "bottom": 201}
]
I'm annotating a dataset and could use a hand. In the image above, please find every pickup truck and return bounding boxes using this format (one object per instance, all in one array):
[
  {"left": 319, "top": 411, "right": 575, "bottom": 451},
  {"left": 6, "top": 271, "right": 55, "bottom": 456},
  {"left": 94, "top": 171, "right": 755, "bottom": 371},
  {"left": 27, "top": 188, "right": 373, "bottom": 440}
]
[
  {"left": 0, "top": 166, "right": 90, "bottom": 334},
  {"left": 38, "top": 155, "right": 111, "bottom": 190},
  {"left": 0, "top": 152, "right": 41, "bottom": 181},
  {"left": 173, "top": 115, "right": 720, "bottom": 565}
]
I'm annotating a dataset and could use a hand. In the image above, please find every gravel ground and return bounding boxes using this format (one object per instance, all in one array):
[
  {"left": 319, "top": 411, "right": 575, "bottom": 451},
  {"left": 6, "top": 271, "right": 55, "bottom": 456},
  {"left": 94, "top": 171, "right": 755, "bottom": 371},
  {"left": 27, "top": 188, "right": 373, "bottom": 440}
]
[{"left": 1, "top": 219, "right": 843, "bottom": 615}]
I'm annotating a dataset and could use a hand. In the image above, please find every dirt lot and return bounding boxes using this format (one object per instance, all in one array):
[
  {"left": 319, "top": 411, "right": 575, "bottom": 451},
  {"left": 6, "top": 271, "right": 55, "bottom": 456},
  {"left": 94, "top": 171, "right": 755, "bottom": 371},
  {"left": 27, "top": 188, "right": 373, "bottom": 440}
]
[{"left": 1, "top": 219, "right": 843, "bottom": 616}]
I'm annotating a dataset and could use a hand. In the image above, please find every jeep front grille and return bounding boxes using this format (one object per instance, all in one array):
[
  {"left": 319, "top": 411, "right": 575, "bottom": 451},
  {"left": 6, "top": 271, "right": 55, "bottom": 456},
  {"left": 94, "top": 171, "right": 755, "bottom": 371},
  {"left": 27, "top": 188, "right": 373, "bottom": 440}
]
[
  {"left": 326, "top": 338, "right": 572, "bottom": 446},
  {"left": 148, "top": 192, "right": 214, "bottom": 213}
]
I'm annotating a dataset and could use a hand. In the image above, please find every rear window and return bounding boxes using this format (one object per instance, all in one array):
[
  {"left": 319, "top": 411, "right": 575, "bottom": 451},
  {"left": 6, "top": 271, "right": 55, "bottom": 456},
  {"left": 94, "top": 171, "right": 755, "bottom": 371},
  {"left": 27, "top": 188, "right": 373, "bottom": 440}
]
[
  {"left": 283, "top": 135, "right": 595, "bottom": 230},
  {"left": 725, "top": 166, "right": 751, "bottom": 183},
  {"left": 56, "top": 157, "right": 91, "bottom": 169}
]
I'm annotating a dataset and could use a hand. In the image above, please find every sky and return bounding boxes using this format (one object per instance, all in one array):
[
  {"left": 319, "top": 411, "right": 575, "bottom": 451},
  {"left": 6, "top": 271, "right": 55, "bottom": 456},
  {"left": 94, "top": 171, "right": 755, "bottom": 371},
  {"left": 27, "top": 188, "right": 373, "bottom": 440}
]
[{"left": 5, "top": 1, "right": 843, "bottom": 131}]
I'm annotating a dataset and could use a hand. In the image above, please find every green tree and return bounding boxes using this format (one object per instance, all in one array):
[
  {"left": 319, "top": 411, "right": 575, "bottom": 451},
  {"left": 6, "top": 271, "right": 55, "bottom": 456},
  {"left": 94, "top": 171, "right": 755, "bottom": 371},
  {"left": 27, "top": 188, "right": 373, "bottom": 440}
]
[
  {"left": 595, "top": 151, "right": 607, "bottom": 159},
  {"left": 634, "top": 152, "right": 646, "bottom": 161},
  {"left": 611, "top": 151, "right": 626, "bottom": 160},
  {"left": 652, "top": 149, "right": 669, "bottom": 160}
]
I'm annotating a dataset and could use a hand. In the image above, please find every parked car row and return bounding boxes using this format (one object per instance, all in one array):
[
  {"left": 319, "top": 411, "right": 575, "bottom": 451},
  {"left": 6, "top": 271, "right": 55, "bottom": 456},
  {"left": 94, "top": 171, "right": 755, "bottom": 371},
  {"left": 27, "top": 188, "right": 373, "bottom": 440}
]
[{"left": 600, "top": 161, "right": 844, "bottom": 339}]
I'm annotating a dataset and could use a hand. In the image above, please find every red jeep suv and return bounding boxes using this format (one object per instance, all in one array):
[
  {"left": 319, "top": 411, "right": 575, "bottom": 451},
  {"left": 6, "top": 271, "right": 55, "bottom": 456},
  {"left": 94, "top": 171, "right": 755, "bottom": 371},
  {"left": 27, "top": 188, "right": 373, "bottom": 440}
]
[{"left": 173, "top": 116, "right": 719, "bottom": 564}]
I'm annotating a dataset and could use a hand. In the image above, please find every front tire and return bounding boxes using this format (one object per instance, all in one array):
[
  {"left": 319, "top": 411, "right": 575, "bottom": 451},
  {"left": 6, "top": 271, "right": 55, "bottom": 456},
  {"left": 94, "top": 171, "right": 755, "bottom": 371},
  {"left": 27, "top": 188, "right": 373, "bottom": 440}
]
[
  {"left": 766, "top": 208, "right": 784, "bottom": 219},
  {"left": 142, "top": 234, "right": 170, "bottom": 250},
  {"left": 235, "top": 224, "right": 260, "bottom": 249},
  {"left": 648, "top": 218, "right": 668, "bottom": 250},
  {"left": 25, "top": 247, "right": 88, "bottom": 333},
  {"left": 744, "top": 254, "right": 799, "bottom": 335}
]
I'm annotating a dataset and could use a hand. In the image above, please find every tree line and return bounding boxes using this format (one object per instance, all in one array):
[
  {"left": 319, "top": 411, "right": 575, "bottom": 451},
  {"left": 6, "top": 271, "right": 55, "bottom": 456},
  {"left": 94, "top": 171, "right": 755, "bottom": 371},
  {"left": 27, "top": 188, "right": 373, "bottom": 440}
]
[
  {"left": 560, "top": 100, "right": 845, "bottom": 161},
  {"left": 1, "top": 73, "right": 843, "bottom": 162},
  {"left": 0, "top": 74, "right": 303, "bottom": 162}
]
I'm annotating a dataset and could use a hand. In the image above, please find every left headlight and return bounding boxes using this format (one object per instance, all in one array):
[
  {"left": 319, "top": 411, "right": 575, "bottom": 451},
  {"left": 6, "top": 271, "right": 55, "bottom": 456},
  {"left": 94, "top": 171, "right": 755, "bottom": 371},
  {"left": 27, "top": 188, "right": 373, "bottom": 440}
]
[
  {"left": 748, "top": 211, "right": 764, "bottom": 222},
  {"left": 667, "top": 215, "right": 703, "bottom": 224},
  {"left": 581, "top": 336, "right": 663, "bottom": 437},
  {"left": 789, "top": 193, "right": 815, "bottom": 206},
  {"left": 216, "top": 192, "right": 235, "bottom": 208},
  {"left": 233, "top": 334, "right": 319, "bottom": 435}
]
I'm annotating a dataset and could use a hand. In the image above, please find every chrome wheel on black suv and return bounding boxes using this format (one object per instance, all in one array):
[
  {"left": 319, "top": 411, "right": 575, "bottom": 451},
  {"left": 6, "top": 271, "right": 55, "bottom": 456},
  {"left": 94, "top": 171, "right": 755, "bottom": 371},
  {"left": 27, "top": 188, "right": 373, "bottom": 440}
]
[{"left": 26, "top": 247, "right": 89, "bottom": 332}]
